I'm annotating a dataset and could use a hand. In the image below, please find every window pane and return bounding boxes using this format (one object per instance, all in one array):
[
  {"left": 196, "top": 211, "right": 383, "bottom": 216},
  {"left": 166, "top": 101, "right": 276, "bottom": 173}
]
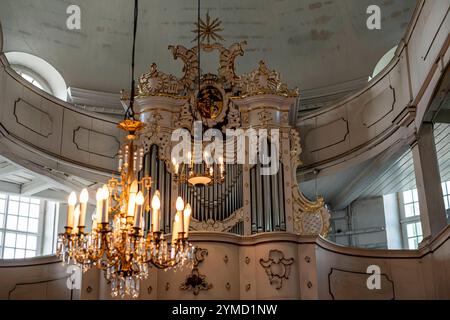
[
  {"left": 446, "top": 181, "right": 450, "bottom": 193},
  {"left": 444, "top": 197, "right": 449, "bottom": 210},
  {"left": 412, "top": 189, "right": 419, "bottom": 202},
  {"left": 28, "top": 218, "right": 38, "bottom": 233},
  {"left": 0, "top": 231, "right": 2, "bottom": 246},
  {"left": 15, "top": 249, "right": 25, "bottom": 259},
  {"left": 0, "top": 213, "right": 4, "bottom": 228},
  {"left": 408, "top": 238, "right": 418, "bottom": 250},
  {"left": 9, "top": 196, "right": 19, "bottom": 201},
  {"left": 406, "top": 224, "right": 415, "bottom": 237},
  {"left": 413, "top": 203, "right": 420, "bottom": 216},
  {"left": 3, "top": 248, "right": 15, "bottom": 259},
  {"left": 16, "top": 234, "right": 26, "bottom": 249},
  {"left": 26, "top": 235, "right": 37, "bottom": 250},
  {"left": 0, "top": 199, "right": 5, "bottom": 213},
  {"left": 25, "top": 250, "right": 36, "bottom": 258},
  {"left": 21, "top": 74, "right": 33, "bottom": 83},
  {"left": 416, "top": 222, "right": 423, "bottom": 237},
  {"left": 442, "top": 182, "right": 447, "bottom": 194},
  {"left": 405, "top": 204, "right": 414, "bottom": 218},
  {"left": 4, "top": 232, "right": 16, "bottom": 247},
  {"left": 17, "top": 217, "right": 28, "bottom": 232},
  {"left": 19, "top": 202, "right": 29, "bottom": 216},
  {"left": 30, "top": 199, "right": 40, "bottom": 205},
  {"left": 6, "top": 215, "right": 18, "bottom": 230},
  {"left": 8, "top": 201, "right": 19, "bottom": 215},
  {"left": 403, "top": 191, "right": 413, "bottom": 204},
  {"left": 29, "top": 204, "right": 40, "bottom": 218},
  {"left": 20, "top": 197, "right": 30, "bottom": 203}
]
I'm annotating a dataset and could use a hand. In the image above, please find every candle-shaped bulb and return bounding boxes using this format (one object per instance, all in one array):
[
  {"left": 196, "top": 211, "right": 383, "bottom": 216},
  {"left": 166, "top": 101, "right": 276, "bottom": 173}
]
[
  {"left": 135, "top": 191, "right": 144, "bottom": 205},
  {"left": 176, "top": 197, "right": 184, "bottom": 212},
  {"left": 66, "top": 191, "right": 77, "bottom": 229},
  {"left": 100, "top": 185, "right": 109, "bottom": 224},
  {"left": 134, "top": 191, "right": 144, "bottom": 228},
  {"left": 151, "top": 191, "right": 161, "bottom": 210},
  {"left": 183, "top": 203, "right": 192, "bottom": 217},
  {"left": 80, "top": 189, "right": 88, "bottom": 203},
  {"left": 102, "top": 184, "right": 109, "bottom": 197},
  {"left": 72, "top": 205, "right": 80, "bottom": 234},
  {"left": 151, "top": 190, "right": 161, "bottom": 233},
  {"left": 96, "top": 188, "right": 103, "bottom": 201},
  {"left": 183, "top": 204, "right": 192, "bottom": 238},
  {"left": 127, "top": 180, "right": 138, "bottom": 217},
  {"left": 78, "top": 188, "right": 88, "bottom": 227},
  {"left": 68, "top": 192, "right": 77, "bottom": 205}
]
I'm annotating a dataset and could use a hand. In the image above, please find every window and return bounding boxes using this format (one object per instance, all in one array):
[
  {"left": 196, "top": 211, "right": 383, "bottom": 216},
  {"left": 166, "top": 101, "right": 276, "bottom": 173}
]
[
  {"left": 0, "top": 194, "right": 41, "bottom": 259},
  {"left": 369, "top": 46, "right": 398, "bottom": 81},
  {"left": 442, "top": 181, "right": 450, "bottom": 210},
  {"left": 402, "top": 189, "right": 420, "bottom": 218},
  {"left": 400, "top": 188, "right": 423, "bottom": 249},
  {"left": 14, "top": 69, "right": 50, "bottom": 93},
  {"left": 406, "top": 221, "right": 423, "bottom": 250},
  {"left": 5, "top": 52, "right": 68, "bottom": 101}
]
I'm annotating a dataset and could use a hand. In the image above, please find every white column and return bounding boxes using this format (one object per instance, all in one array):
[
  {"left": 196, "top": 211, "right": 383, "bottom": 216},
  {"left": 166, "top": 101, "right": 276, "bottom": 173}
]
[{"left": 411, "top": 123, "right": 447, "bottom": 240}]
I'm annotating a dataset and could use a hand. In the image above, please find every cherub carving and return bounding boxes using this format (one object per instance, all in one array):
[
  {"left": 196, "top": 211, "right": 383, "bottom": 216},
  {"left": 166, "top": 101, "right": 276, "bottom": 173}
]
[{"left": 259, "top": 250, "right": 294, "bottom": 290}]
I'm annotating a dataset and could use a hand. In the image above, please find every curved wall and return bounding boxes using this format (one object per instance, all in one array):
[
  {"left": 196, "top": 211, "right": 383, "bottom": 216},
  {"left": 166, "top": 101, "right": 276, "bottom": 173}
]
[
  {"left": 297, "top": 0, "right": 449, "bottom": 177},
  {"left": 0, "top": 228, "right": 449, "bottom": 300}
]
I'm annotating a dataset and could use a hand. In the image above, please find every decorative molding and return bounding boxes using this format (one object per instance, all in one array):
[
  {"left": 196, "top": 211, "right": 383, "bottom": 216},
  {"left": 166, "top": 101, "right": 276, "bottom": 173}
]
[
  {"left": 290, "top": 127, "right": 330, "bottom": 237},
  {"left": 189, "top": 208, "right": 244, "bottom": 232},
  {"left": 259, "top": 250, "right": 294, "bottom": 290},
  {"left": 72, "top": 126, "right": 120, "bottom": 159},
  {"left": 180, "top": 248, "right": 212, "bottom": 296},
  {"left": 8, "top": 274, "right": 72, "bottom": 300},
  {"left": 362, "top": 85, "right": 396, "bottom": 128},
  {"left": 328, "top": 268, "right": 395, "bottom": 300},
  {"left": 13, "top": 98, "right": 53, "bottom": 138},
  {"left": 305, "top": 117, "right": 349, "bottom": 153}
]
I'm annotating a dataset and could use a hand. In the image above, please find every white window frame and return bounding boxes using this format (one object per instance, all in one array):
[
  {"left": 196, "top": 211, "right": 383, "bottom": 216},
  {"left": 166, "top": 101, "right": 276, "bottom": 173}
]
[
  {"left": 0, "top": 194, "right": 45, "bottom": 259},
  {"left": 398, "top": 189, "right": 423, "bottom": 249}
]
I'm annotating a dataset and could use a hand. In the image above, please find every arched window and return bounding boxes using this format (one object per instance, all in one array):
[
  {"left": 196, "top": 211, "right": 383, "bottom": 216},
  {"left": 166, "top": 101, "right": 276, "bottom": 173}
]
[
  {"left": 5, "top": 52, "right": 68, "bottom": 101},
  {"left": 11, "top": 65, "right": 52, "bottom": 94},
  {"left": 369, "top": 46, "right": 398, "bottom": 81}
]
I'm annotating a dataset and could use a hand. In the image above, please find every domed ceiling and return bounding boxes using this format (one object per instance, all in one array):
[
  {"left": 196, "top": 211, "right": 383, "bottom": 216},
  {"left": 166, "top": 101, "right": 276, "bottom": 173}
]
[{"left": 0, "top": 0, "right": 416, "bottom": 97}]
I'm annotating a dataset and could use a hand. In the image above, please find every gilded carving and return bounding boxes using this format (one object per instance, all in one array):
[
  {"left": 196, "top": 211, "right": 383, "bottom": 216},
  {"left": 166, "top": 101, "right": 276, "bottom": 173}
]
[
  {"left": 138, "top": 63, "right": 181, "bottom": 96},
  {"left": 237, "top": 61, "right": 299, "bottom": 98}
]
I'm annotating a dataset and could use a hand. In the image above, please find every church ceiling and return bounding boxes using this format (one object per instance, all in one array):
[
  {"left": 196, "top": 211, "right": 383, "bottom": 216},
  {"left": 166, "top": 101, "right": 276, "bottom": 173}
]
[{"left": 0, "top": 0, "right": 416, "bottom": 96}]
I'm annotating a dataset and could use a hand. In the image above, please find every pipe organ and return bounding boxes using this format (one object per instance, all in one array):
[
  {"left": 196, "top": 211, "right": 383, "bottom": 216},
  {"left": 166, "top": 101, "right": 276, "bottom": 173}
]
[
  {"left": 130, "top": 29, "right": 330, "bottom": 237},
  {"left": 250, "top": 163, "right": 286, "bottom": 233}
]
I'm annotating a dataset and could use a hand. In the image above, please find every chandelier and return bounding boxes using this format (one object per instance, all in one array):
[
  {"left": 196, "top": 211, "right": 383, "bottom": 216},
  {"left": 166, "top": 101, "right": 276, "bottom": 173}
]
[
  {"left": 172, "top": 147, "right": 225, "bottom": 186},
  {"left": 57, "top": 119, "right": 195, "bottom": 298},
  {"left": 170, "top": 0, "right": 225, "bottom": 188},
  {"left": 56, "top": 0, "right": 194, "bottom": 298}
]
